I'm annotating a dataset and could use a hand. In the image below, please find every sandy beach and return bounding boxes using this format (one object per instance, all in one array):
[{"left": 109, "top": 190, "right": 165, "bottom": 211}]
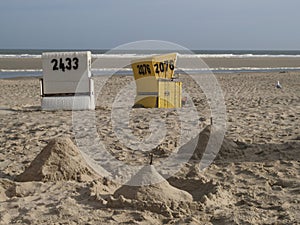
[{"left": 0, "top": 71, "right": 299, "bottom": 224}]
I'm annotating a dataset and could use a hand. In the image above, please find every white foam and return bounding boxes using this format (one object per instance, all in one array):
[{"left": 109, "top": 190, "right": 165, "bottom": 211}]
[
  {"left": 178, "top": 54, "right": 300, "bottom": 58},
  {"left": 1, "top": 53, "right": 300, "bottom": 60},
  {"left": 92, "top": 54, "right": 141, "bottom": 58},
  {"left": 0, "top": 69, "right": 42, "bottom": 72},
  {"left": 91, "top": 53, "right": 300, "bottom": 59},
  {"left": 0, "top": 54, "right": 41, "bottom": 58},
  {"left": 177, "top": 67, "right": 300, "bottom": 71}
]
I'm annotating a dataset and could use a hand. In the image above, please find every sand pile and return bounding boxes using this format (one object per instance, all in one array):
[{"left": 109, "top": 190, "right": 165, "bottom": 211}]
[
  {"left": 0, "top": 185, "right": 7, "bottom": 201},
  {"left": 168, "top": 176, "right": 233, "bottom": 206},
  {"left": 108, "top": 165, "right": 193, "bottom": 217},
  {"left": 0, "top": 179, "right": 15, "bottom": 202},
  {"left": 114, "top": 165, "right": 193, "bottom": 202},
  {"left": 16, "top": 137, "right": 101, "bottom": 182},
  {"left": 179, "top": 125, "right": 242, "bottom": 163}
]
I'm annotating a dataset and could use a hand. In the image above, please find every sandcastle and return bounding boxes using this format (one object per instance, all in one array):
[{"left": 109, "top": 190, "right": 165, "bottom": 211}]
[
  {"left": 14, "top": 128, "right": 240, "bottom": 219},
  {"left": 16, "top": 137, "right": 100, "bottom": 182},
  {"left": 108, "top": 165, "right": 194, "bottom": 217}
]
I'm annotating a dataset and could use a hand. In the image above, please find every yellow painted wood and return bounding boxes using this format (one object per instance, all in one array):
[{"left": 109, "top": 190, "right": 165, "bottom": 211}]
[
  {"left": 131, "top": 53, "right": 177, "bottom": 81},
  {"left": 134, "top": 95, "right": 158, "bottom": 108},
  {"left": 131, "top": 53, "right": 181, "bottom": 108},
  {"left": 158, "top": 81, "right": 182, "bottom": 108}
]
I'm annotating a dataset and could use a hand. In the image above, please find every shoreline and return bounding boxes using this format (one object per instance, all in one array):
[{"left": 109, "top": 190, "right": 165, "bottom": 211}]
[
  {"left": 1, "top": 56, "right": 300, "bottom": 70},
  {"left": 1, "top": 56, "right": 300, "bottom": 80}
]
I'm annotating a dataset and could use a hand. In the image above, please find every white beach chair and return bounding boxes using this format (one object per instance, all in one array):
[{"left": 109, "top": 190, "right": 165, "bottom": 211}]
[{"left": 40, "top": 51, "right": 95, "bottom": 110}]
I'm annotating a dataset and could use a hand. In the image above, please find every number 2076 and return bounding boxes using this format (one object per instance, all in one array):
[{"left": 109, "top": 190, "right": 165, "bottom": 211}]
[{"left": 136, "top": 60, "right": 175, "bottom": 75}]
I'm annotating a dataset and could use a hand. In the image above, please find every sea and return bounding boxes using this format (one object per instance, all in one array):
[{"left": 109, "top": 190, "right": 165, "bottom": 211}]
[{"left": 1, "top": 49, "right": 300, "bottom": 79}]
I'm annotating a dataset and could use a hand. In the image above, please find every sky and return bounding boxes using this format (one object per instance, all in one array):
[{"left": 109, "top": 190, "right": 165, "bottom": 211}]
[{"left": 0, "top": 0, "right": 300, "bottom": 50}]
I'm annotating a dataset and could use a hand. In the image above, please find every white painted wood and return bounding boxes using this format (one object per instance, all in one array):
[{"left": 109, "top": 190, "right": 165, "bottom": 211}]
[
  {"left": 41, "top": 51, "right": 95, "bottom": 110},
  {"left": 42, "top": 51, "right": 92, "bottom": 94}
]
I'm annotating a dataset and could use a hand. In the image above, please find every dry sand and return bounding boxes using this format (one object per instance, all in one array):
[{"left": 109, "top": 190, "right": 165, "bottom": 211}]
[{"left": 0, "top": 71, "right": 299, "bottom": 224}]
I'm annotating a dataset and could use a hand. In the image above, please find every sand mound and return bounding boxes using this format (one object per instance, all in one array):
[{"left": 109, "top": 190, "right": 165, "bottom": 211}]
[
  {"left": 109, "top": 165, "right": 193, "bottom": 217},
  {"left": 0, "top": 179, "right": 15, "bottom": 201},
  {"left": 0, "top": 186, "right": 7, "bottom": 201},
  {"left": 179, "top": 125, "right": 241, "bottom": 163},
  {"left": 168, "top": 176, "right": 233, "bottom": 204},
  {"left": 16, "top": 137, "right": 101, "bottom": 182},
  {"left": 114, "top": 165, "right": 192, "bottom": 203},
  {"left": 168, "top": 176, "right": 216, "bottom": 201}
]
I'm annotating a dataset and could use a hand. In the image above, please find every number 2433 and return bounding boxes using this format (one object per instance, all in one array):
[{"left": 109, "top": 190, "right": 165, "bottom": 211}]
[{"left": 51, "top": 57, "right": 79, "bottom": 72}]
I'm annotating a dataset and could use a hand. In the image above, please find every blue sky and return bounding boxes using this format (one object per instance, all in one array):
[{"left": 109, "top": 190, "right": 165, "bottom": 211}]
[{"left": 0, "top": 0, "right": 300, "bottom": 50}]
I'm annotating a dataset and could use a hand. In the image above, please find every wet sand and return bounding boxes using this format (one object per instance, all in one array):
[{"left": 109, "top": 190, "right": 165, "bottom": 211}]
[{"left": 1, "top": 56, "right": 300, "bottom": 70}]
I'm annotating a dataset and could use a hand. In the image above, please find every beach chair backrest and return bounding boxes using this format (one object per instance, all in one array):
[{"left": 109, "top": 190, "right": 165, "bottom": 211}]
[{"left": 42, "top": 51, "right": 92, "bottom": 95}]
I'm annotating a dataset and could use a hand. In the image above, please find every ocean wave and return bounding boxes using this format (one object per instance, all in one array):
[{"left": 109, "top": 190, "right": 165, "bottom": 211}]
[
  {"left": 2, "top": 53, "right": 300, "bottom": 59},
  {"left": 92, "top": 53, "right": 300, "bottom": 59},
  {"left": 0, "top": 69, "right": 42, "bottom": 72},
  {"left": 0, "top": 54, "right": 41, "bottom": 58},
  {"left": 177, "top": 67, "right": 300, "bottom": 71},
  {"left": 178, "top": 54, "right": 300, "bottom": 58},
  {"left": 92, "top": 54, "right": 143, "bottom": 58}
]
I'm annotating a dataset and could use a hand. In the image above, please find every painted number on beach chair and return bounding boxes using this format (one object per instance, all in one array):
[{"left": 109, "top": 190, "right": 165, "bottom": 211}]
[
  {"left": 137, "top": 64, "right": 151, "bottom": 75},
  {"left": 51, "top": 57, "right": 79, "bottom": 72},
  {"left": 154, "top": 60, "right": 175, "bottom": 74}
]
